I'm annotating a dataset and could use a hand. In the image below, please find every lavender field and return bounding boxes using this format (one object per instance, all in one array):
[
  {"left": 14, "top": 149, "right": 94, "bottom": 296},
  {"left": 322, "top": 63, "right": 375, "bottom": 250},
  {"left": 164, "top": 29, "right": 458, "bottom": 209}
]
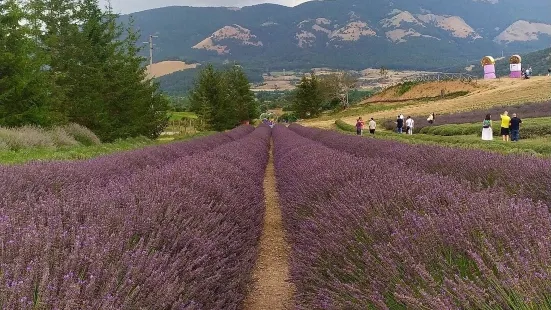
[
  {"left": 274, "top": 125, "right": 551, "bottom": 309},
  {"left": 0, "top": 125, "right": 269, "bottom": 308},
  {"left": 3, "top": 123, "right": 551, "bottom": 309}
]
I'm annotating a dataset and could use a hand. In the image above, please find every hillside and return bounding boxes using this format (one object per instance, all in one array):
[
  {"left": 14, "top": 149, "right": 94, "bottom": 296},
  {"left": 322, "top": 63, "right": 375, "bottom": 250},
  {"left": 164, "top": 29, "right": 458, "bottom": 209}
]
[
  {"left": 304, "top": 77, "right": 551, "bottom": 128},
  {"left": 121, "top": 0, "right": 551, "bottom": 71}
]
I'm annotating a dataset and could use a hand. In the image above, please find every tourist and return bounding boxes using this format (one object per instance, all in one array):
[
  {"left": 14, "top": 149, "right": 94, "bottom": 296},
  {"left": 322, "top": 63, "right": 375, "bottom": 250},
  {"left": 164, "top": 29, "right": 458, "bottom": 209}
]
[
  {"left": 427, "top": 113, "right": 435, "bottom": 124},
  {"left": 500, "top": 111, "right": 511, "bottom": 142},
  {"left": 548, "top": 68, "right": 551, "bottom": 76},
  {"left": 396, "top": 115, "right": 404, "bottom": 133},
  {"left": 405, "top": 116, "right": 414, "bottom": 135},
  {"left": 368, "top": 118, "right": 376, "bottom": 134},
  {"left": 482, "top": 114, "right": 493, "bottom": 141},
  {"left": 510, "top": 113, "right": 522, "bottom": 142},
  {"left": 356, "top": 117, "right": 364, "bottom": 136}
]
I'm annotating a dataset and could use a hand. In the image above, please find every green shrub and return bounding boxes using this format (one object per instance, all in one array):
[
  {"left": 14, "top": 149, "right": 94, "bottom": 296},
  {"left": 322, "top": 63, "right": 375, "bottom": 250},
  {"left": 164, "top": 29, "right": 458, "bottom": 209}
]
[{"left": 395, "top": 81, "right": 419, "bottom": 96}]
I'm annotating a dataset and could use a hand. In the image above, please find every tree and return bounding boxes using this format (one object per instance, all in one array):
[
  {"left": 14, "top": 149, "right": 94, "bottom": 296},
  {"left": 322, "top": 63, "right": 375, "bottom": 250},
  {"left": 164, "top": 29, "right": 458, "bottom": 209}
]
[
  {"left": 0, "top": 0, "right": 62, "bottom": 127},
  {"left": 292, "top": 74, "right": 323, "bottom": 119},
  {"left": 28, "top": 0, "right": 168, "bottom": 141},
  {"left": 189, "top": 64, "right": 258, "bottom": 131},
  {"left": 188, "top": 64, "right": 223, "bottom": 130},
  {"left": 224, "top": 65, "right": 258, "bottom": 125},
  {"left": 319, "top": 72, "right": 358, "bottom": 109}
]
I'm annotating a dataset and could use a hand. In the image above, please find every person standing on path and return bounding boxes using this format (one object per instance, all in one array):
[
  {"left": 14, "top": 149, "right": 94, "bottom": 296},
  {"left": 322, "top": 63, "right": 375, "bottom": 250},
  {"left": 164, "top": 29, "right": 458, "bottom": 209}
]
[
  {"left": 396, "top": 116, "right": 404, "bottom": 133},
  {"left": 500, "top": 111, "right": 511, "bottom": 142},
  {"left": 510, "top": 113, "right": 522, "bottom": 142},
  {"left": 482, "top": 114, "right": 493, "bottom": 141},
  {"left": 356, "top": 117, "right": 364, "bottom": 136},
  {"left": 405, "top": 116, "right": 414, "bottom": 135},
  {"left": 368, "top": 118, "right": 376, "bottom": 134}
]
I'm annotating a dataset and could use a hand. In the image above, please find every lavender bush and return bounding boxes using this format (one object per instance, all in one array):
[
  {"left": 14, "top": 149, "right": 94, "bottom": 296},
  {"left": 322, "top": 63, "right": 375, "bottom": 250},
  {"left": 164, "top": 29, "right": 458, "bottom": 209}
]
[
  {"left": 289, "top": 124, "right": 551, "bottom": 206},
  {"left": 273, "top": 125, "right": 551, "bottom": 309},
  {"left": 382, "top": 100, "right": 551, "bottom": 132},
  {"left": 0, "top": 123, "right": 100, "bottom": 151},
  {"left": 0, "top": 125, "right": 268, "bottom": 308}
]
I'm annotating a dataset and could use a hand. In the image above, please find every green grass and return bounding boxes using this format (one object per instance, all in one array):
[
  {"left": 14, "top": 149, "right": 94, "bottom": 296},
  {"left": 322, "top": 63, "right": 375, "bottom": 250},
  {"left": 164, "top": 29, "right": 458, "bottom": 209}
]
[
  {"left": 168, "top": 111, "right": 198, "bottom": 121},
  {"left": 0, "top": 132, "right": 213, "bottom": 165},
  {"left": 418, "top": 117, "right": 551, "bottom": 138},
  {"left": 335, "top": 119, "right": 551, "bottom": 157}
]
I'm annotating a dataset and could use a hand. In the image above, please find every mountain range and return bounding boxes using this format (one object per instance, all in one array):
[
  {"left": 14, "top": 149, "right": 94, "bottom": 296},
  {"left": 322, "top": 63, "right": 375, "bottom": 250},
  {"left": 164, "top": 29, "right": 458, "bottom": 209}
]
[{"left": 122, "top": 0, "right": 551, "bottom": 71}]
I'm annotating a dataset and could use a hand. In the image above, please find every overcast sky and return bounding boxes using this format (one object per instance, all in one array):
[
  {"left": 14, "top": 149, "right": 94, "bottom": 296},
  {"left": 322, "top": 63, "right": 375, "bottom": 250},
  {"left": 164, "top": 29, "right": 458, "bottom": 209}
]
[{"left": 101, "top": 0, "right": 311, "bottom": 14}]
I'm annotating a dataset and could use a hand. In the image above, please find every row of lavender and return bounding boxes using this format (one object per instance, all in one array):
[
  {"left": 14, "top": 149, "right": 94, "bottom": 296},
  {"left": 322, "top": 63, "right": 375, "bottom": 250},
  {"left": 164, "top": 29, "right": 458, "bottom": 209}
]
[
  {"left": 289, "top": 124, "right": 551, "bottom": 206},
  {"left": 273, "top": 125, "right": 551, "bottom": 309},
  {"left": 0, "top": 125, "right": 269, "bottom": 309},
  {"left": 382, "top": 100, "right": 551, "bottom": 131}
]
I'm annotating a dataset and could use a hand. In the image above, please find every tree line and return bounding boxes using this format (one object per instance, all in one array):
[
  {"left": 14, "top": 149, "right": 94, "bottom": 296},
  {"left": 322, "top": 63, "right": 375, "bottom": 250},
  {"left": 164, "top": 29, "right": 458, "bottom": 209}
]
[
  {"left": 0, "top": 0, "right": 168, "bottom": 141},
  {"left": 188, "top": 64, "right": 258, "bottom": 131}
]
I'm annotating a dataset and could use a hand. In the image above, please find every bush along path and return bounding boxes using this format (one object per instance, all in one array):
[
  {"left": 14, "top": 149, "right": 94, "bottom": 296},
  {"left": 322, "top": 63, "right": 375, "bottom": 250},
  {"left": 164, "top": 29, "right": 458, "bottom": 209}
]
[{"left": 244, "top": 140, "right": 295, "bottom": 310}]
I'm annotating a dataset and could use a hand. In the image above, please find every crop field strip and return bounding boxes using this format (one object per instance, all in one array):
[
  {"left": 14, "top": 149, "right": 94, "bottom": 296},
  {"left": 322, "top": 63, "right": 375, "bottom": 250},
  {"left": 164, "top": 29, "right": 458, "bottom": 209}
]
[
  {"left": 273, "top": 124, "right": 551, "bottom": 309},
  {"left": 3, "top": 123, "right": 551, "bottom": 309},
  {"left": 0, "top": 125, "right": 270, "bottom": 308},
  {"left": 290, "top": 124, "right": 551, "bottom": 206}
]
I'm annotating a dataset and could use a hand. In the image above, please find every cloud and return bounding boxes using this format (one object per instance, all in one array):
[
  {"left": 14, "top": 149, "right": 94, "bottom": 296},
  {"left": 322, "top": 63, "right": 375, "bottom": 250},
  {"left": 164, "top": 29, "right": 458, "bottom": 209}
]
[{"left": 101, "top": 0, "right": 311, "bottom": 14}]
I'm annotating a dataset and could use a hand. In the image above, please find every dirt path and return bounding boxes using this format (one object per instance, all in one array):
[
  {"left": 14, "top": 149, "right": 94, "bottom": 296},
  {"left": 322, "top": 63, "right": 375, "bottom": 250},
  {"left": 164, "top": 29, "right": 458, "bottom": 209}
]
[{"left": 244, "top": 142, "right": 294, "bottom": 310}]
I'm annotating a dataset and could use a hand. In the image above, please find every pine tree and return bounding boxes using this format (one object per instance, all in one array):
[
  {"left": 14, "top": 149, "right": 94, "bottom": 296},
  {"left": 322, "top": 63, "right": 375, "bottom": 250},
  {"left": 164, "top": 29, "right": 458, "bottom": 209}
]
[
  {"left": 0, "top": 0, "right": 61, "bottom": 126},
  {"left": 293, "top": 74, "right": 323, "bottom": 119},
  {"left": 224, "top": 65, "right": 258, "bottom": 125},
  {"left": 30, "top": 0, "right": 168, "bottom": 141},
  {"left": 188, "top": 64, "right": 224, "bottom": 130}
]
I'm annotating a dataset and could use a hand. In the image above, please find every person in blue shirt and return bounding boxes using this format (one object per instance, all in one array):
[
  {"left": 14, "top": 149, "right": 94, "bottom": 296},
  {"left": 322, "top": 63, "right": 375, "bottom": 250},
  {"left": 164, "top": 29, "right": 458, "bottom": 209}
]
[{"left": 509, "top": 113, "right": 522, "bottom": 142}]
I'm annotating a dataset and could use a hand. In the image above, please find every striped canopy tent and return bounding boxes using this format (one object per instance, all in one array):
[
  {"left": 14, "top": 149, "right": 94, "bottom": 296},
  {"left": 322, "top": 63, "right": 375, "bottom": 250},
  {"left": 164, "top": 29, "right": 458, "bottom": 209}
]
[{"left": 481, "top": 56, "right": 496, "bottom": 79}]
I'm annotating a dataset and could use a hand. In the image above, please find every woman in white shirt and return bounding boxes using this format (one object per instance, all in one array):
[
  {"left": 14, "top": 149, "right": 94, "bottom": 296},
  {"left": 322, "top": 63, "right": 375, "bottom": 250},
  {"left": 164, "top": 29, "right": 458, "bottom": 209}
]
[{"left": 405, "top": 116, "right": 414, "bottom": 135}]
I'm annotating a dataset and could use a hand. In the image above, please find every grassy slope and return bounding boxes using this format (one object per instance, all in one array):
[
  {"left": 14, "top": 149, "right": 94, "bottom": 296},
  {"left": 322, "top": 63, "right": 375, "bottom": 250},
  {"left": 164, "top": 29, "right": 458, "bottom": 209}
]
[
  {"left": 303, "top": 77, "right": 551, "bottom": 128},
  {"left": 0, "top": 132, "right": 212, "bottom": 165}
]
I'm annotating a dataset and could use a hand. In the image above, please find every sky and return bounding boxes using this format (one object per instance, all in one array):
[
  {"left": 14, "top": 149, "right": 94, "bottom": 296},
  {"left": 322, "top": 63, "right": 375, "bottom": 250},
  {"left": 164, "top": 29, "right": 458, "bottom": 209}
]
[{"left": 101, "top": 0, "right": 311, "bottom": 14}]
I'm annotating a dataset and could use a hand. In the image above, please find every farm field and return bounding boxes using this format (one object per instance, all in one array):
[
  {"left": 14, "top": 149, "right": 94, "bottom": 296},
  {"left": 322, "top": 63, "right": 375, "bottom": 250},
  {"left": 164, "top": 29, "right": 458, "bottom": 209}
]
[
  {"left": 335, "top": 119, "right": 551, "bottom": 156},
  {"left": 3, "top": 122, "right": 551, "bottom": 309},
  {"left": 304, "top": 77, "right": 551, "bottom": 128}
]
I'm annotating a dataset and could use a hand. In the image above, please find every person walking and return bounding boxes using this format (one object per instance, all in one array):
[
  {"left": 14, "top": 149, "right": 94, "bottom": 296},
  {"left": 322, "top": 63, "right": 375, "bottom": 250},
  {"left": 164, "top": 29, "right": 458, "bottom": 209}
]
[
  {"left": 405, "top": 116, "right": 414, "bottom": 135},
  {"left": 510, "top": 113, "right": 522, "bottom": 142},
  {"left": 500, "top": 111, "right": 511, "bottom": 142},
  {"left": 396, "top": 115, "right": 404, "bottom": 133},
  {"left": 356, "top": 117, "right": 364, "bottom": 136},
  {"left": 482, "top": 114, "right": 493, "bottom": 141},
  {"left": 368, "top": 118, "right": 376, "bottom": 134}
]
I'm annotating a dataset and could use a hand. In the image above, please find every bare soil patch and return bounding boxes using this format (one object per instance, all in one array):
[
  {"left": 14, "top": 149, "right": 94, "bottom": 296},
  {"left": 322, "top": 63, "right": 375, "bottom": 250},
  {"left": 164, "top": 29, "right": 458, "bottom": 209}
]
[
  {"left": 146, "top": 61, "right": 198, "bottom": 78},
  {"left": 244, "top": 142, "right": 294, "bottom": 310}
]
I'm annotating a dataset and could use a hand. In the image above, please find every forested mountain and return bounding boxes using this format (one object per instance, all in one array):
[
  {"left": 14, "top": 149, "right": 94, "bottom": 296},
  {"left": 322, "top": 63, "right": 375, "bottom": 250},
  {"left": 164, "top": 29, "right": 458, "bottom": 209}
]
[{"left": 122, "top": 0, "right": 551, "bottom": 70}]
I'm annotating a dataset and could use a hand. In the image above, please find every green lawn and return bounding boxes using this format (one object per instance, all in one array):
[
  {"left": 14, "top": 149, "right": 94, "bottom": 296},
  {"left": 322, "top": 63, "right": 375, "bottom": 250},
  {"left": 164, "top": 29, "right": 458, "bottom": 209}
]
[
  {"left": 0, "top": 132, "right": 212, "bottom": 165},
  {"left": 335, "top": 119, "right": 551, "bottom": 157},
  {"left": 168, "top": 111, "right": 198, "bottom": 121}
]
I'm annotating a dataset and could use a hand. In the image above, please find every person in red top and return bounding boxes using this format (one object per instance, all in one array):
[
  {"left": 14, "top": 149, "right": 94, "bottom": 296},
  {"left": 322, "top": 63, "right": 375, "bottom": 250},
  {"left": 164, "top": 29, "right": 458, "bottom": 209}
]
[{"left": 356, "top": 117, "right": 365, "bottom": 136}]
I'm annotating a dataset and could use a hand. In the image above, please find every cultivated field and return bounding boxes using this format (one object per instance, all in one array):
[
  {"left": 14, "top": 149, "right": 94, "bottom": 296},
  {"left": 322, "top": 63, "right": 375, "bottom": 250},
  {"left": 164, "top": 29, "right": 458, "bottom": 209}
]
[
  {"left": 145, "top": 60, "right": 198, "bottom": 78},
  {"left": 3, "top": 121, "right": 551, "bottom": 308}
]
